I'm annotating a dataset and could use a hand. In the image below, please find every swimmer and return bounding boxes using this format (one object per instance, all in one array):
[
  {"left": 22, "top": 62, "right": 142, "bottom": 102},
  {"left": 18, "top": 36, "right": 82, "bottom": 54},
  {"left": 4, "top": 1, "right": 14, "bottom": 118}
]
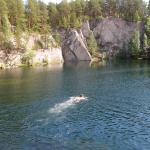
[{"left": 73, "top": 94, "right": 86, "bottom": 103}]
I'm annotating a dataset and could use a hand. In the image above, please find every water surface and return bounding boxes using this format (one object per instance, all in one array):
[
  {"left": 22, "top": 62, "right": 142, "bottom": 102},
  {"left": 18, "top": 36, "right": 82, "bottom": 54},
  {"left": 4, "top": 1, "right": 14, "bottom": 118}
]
[{"left": 0, "top": 60, "right": 150, "bottom": 150}]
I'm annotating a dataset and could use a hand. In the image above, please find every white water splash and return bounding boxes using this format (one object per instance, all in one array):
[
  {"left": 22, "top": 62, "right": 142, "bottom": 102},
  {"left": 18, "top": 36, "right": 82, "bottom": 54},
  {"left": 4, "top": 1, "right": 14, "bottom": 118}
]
[{"left": 49, "top": 96, "right": 88, "bottom": 114}]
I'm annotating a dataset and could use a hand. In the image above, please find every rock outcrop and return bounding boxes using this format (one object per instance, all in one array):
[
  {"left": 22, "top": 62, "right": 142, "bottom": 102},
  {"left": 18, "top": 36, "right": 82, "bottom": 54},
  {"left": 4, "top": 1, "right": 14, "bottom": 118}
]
[
  {"left": 0, "top": 50, "right": 22, "bottom": 69},
  {"left": 32, "top": 48, "right": 63, "bottom": 64},
  {"left": 62, "top": 17, "right": 143, "bottom": 60},
  {"left": 92, "top": 18, "right": 142, "bottom": 56},
  {"left": 62, "top": 29, "right": 92, "bottom": 62},
  {"left": 0, "top": 33, "right": 64, "bottom": 69},
  {"left": 0, "top": 48, "right": 63, "bottom": 69}
]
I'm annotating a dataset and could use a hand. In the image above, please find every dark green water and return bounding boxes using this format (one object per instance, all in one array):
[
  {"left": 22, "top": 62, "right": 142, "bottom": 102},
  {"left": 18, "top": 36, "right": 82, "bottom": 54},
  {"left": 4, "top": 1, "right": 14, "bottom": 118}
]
[{"left": 0, "top": 60, "right": 150, "bottom": 150}]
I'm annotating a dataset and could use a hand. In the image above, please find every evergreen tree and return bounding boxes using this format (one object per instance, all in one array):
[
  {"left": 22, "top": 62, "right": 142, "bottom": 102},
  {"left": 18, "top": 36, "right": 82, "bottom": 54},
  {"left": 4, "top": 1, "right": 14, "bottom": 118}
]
[
  {"left": 87, "top": 31, "right": 99, "bottom": 56},
  {"left": 0, "top": 0, "right": 11, "bottom": 44},
  {"left": 38, "top": 1, "right": 50, "bottom": 48},
  {"left": 38, "top": 1, "right": 49, "bottom": 34},
  {"left": 144, "top": 33, "right": 148, "bottom": 48},
  {"left": 86, "top": 0, "right": 103, "bottom": 18},
  {"left": 47, "top": 3, "right": 58, "bottom": 27},
  {"left": 5, "top": 0, "right": 25, "bottom": 30},
  {"left": 145, "top": 17, "right": 150, "bottom": 45},
  {"left": 148, "top": 0, "right": 150, "bottom": 16},
  {"left": 57, "top": 0, "right": 71, "bottom": 28},
  {"left": 130, "top": 31, "right": 141, "bottom": 55},
  {"left": 26, "top": 0, "right": 39, "bottom": 31}
]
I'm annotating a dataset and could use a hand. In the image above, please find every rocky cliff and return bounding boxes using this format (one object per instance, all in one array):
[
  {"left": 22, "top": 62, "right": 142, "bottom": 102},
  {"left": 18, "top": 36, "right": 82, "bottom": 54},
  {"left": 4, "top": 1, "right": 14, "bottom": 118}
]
[
  {"left": 61, "top": 18, "right": 143, "bottom": 61},
  {"left": 92, "top": 18, "right": 142, "bottom": 56},
  {"left": 0, "top": 34, "right": 64, "bottom": 69},
  {"left": 62, "top": 29, "right": 92, "bottom": 62}
]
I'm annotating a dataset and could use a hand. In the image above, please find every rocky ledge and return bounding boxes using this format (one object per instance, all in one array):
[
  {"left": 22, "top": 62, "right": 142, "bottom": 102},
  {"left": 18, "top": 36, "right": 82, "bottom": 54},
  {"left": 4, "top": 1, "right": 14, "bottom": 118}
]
[{"left": 0, "top": 48, "right": 63, "bottom": 69}]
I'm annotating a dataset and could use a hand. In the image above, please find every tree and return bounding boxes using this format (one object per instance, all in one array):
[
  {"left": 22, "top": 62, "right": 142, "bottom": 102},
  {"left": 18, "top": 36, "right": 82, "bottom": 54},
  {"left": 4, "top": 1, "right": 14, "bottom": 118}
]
[
  {"left": 57, "top": 0, "right": 71, "bottom": 28},
  {"left": 47, "top": 3, "right": 58, "bottom": 27},
  {"left": 38, "top": 1, "right": 49, "bottom": 33},
  {"left": 5, "top": 0, "right": 25, "bottom": 30},
  {"left": 144, "top": 33, "right": 148, "bottom": 48},
  {"left": 38, "top": 1, "right": 50, "bottom": 48},
  {"left": 0, "top": 0, "right": 11, "bottom": 45},
  {"left": 130, "top": 31, "right": 141, "bottom": 55},
  {"left": 26, "top": 0, "right": 39, "bottom": 31},
  {"left": 145, "top": 17, "right": 150, "bottom": 46},
  {"left": 87, "top": 31, "right": 99, "bottom": 55},
  {"left": 148, "top": 0, "right": 150, "bottom": 16},
  {"left": 86, "top": 0, "right": 103, "bottom": 18}
]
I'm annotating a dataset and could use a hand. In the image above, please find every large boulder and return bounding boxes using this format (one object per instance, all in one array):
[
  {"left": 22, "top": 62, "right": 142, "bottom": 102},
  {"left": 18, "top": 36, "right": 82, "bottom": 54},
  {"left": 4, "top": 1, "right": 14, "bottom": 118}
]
[{"left": 62, "top": 29, "right": 92, "bottom": 62}]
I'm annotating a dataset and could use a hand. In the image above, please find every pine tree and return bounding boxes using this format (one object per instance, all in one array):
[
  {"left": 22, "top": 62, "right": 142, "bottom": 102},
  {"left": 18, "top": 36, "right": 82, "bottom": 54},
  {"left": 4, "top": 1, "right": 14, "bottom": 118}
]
[
  {"left": 38, "top": 1, "right": 50, "bottom": 48},
  {"left": 5, "top": 0, "right": 25, "bottom": 29},
  {"left": 145, "top": 16, "right": 150, "bottom": 46},
  {"left": 148, "top": 0, "right": 150, "bottom": 16},
  {"left": 87, "top": 31, "right": 99, "bottom": 56},
  {"left": 38, "top": 1, "right": 49, "bottom": 33},
  {"left": 144, "top": 33, "right": 148, "bottom": 49},
  {"left": 26, "top": 0, "right": 39, "bottom": 31},
  {"left": 47, "top": 3, "right": 58, "bottom": 27},
  {"left": 0, "top": 0, "right": 11, "bottom": 44},
  {"left": 130, "top": 31, "right": 141, "bottom": 55}
]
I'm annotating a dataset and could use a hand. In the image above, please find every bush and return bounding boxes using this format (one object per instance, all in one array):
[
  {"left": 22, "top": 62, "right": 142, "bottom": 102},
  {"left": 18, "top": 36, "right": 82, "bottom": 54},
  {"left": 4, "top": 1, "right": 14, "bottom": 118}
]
[
  {"left": 130, "top": 30, "right": 141, "bottom": 55},
  {"left": 53, "top": 32, "right": 62, "bottom": 46},
  {"left": 3, "top": 41, "right": 14, "bottom": 50},
  {"left": 87, "top": 31, "right": 99, "bottom": 56},
  {"left": 22, "top": 50, "right": 35, "bottom": 65}
]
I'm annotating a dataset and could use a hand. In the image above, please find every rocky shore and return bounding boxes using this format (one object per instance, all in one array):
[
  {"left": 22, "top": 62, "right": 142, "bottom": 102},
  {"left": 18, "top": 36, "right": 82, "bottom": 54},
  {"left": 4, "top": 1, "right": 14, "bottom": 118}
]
[{"left": 0, "top": 18, "right": 149, "bottom": 70}]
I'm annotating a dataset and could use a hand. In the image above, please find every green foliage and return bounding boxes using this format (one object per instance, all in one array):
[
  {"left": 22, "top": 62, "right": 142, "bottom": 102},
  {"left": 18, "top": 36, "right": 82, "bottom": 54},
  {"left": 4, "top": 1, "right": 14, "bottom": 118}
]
[
  {"left": 53, "top": 32, "right": 62, "bottom": 46},
  {"left": 2, "top": 41, "right": 14, "bottom": 50},
  {"left": 0, "top": 0, "right": 11, "bottom": 41},
  {"left": 38, "top": 1, "right": 50, "bottom": 34},
  {"left": 145, "top": 17, "right": 150, "bottom": 46},
  {"left": 33, "top": 40, "right": 44, "bottom": 49},
  {"left": 148, "top": 0, "right": 150, "bottom": 16},
  {"left": 22, "top": 50, "right": 35, "bottom": 65},
  {"left": 26, "top": 0, "right": 39, "bottom": 31},
  {"left": 130, "top": 31, "right": 141, "bottom": 55},
  {"left": 0, "top": 0, "right": 149, "bottom": 52},
  {"left": 87, "top": 31, "right": 99, "bottom": 56},
  {"left": 144, "top": 34, "right": 148, "bottom": 48}
]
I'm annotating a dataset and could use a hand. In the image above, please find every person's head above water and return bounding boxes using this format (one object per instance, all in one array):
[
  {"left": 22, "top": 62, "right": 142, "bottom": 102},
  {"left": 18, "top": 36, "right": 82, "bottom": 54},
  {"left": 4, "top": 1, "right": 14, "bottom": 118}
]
[{"left": 79, "top": 94, "right": 84, "bottom": 97}]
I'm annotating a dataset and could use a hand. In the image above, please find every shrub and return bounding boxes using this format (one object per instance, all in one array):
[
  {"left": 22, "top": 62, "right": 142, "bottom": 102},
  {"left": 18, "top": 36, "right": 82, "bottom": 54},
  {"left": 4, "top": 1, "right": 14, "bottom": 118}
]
[
  {"left": 130, "top": 30, "right": 141, "bottom": 55},
  {"left": 22, "top": 50, "right": 35, "bottom": 65},
  {"left": 87, "top": 31, "right": 99, "bottom": 56}
]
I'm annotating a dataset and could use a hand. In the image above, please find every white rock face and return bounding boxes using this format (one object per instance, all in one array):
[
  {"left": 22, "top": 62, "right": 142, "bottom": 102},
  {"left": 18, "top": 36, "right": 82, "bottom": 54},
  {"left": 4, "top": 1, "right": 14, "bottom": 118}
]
[
  {"left": 32, "top": 48, "right": 64, "bottom": 64},
  {"left": 0, "top": 48, "right": 63, "bottom": 69},
  {"left": 62, "top": 29, "right": 92, "bottom": 62},
  {"left": 0, "top": 33, "right": 64, "bottom": 69},
  {"left": 0, "top": 50, "right": 22, "bottom": 68}
]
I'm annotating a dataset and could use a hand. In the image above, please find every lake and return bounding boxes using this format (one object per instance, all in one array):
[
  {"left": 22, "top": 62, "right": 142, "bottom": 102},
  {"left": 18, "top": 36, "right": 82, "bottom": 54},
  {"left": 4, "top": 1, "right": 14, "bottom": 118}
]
[{"left": 0, "top": 60, "right": 150, "bottom": 150}]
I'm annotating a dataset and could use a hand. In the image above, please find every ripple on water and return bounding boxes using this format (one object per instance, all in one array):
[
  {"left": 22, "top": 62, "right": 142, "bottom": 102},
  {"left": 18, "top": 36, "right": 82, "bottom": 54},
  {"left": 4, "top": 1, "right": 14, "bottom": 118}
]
[{"left": 1, "top": 61, "right": 150, "bottom": 149}]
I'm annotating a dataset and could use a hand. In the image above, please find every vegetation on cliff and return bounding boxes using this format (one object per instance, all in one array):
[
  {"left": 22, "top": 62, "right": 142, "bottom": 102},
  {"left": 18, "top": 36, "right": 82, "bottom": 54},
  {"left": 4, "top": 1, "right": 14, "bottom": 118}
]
[{"left": 0, "top": 0, "right": 149, "bottom": 58}]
